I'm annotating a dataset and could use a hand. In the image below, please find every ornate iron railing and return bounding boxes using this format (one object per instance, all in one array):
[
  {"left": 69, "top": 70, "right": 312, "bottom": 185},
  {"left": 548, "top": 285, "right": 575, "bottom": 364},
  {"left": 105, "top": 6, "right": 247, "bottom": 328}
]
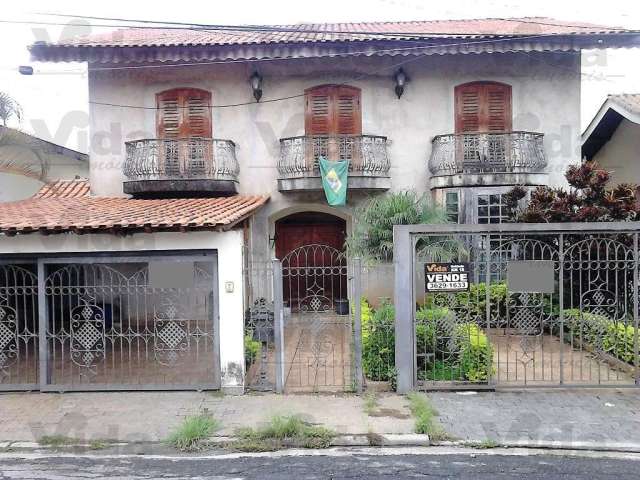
[
  {"left": 124, "top": 138, "right": 239, "bottom": 182},
  {"left": 278, "top": 135, "right": 390, "bottom": 179},
  {"left": 429, "top": 131, "right": 546, "bottom": 176}
]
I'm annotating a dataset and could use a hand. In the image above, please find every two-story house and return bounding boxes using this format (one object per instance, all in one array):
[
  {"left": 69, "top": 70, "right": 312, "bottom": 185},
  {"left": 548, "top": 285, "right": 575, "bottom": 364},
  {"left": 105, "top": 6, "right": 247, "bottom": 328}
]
[{"left": 0, "top": 17, "right": 638, "bottom": 393}]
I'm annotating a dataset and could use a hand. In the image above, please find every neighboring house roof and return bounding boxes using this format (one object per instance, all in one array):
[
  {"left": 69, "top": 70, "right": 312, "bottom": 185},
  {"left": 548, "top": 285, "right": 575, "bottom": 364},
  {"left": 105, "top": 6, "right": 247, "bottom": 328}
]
[
  {"left": 0, "top": 195, "right": 268, "bottom": 235},
  {"left": 34, "top": 179, "right": 91, "bottom": 198},
  {"left": 0, "top": 126, "right": 88, "bottom": 162},
  {"left": 581, "top": 94, "right": 640, "bottom": 160},
  {"left": 29, "top": 17, "right": 640, "bottom": 64}
]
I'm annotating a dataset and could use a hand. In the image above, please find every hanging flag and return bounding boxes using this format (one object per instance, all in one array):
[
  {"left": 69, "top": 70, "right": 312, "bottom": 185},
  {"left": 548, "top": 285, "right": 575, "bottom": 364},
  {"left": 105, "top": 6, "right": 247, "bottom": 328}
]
[{"left": 319, "top": 156, "right": 349, "bottom": 206}]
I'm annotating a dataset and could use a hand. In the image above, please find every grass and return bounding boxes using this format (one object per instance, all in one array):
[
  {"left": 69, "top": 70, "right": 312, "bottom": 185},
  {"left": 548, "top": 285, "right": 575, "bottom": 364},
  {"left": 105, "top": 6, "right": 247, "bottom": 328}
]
[
  {"left": 38, "top": 435, "right": 77, "bottom": 448},
  {"left": 363, "top": 392, "right": 379, "bottom": 415},
  {"left": 230, "top": 414, "right": 335, "bottom": 452},
  {"left": 166, "top": 414, "right": 220, "bottom": 452},
  {"left": 89, "top": 440, "right": 108, "bottom": 450},
  {"left": 466, "top": 439, "right": 499, "bottom": 449},
  {"left": 406, "top": 392, "right": 456, "bottom": 442}
]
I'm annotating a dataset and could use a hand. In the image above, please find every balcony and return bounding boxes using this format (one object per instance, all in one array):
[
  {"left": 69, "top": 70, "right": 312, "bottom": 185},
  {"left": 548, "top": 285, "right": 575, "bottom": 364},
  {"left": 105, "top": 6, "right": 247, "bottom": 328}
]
[
  {"left": 123, "top": 138, "right": 239, "bottom": 197},
  {"left": 278, "top": 135, "right": 391, "bottom": 192},
  {"left": 428, "top": 131, "right": 547, "bottom": 189}
]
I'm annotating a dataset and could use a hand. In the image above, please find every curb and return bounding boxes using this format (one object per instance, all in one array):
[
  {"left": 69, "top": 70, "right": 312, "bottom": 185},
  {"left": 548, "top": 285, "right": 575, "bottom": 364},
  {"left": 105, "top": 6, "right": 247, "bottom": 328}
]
[{"left": 439, "top": 439, "right": 640, "bottom": 454}]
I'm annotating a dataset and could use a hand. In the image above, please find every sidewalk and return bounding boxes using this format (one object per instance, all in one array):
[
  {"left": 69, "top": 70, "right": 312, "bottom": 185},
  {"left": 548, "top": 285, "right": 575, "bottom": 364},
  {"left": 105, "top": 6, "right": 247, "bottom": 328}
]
[{"left": 1, "top": 389, "right": 640, "bottom": 450}]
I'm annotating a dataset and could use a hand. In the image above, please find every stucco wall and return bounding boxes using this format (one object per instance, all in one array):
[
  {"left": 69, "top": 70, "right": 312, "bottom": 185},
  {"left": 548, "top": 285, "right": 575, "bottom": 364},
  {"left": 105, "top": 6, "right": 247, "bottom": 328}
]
[
  {"left": 0, "top": 229, "right": 246, "bottom": 392},
  {"left": 87, "top": 52, "right": 581, "bottom": 262},
  {"left": 592, "top": 119, "right": 640, "bottom": 185}
]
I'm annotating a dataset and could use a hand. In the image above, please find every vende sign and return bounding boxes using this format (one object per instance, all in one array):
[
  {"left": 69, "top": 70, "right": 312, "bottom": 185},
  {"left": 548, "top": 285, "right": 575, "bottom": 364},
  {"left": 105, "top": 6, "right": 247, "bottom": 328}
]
[{"left": 425, "top": 262, "right": 470, "bottom": 293}]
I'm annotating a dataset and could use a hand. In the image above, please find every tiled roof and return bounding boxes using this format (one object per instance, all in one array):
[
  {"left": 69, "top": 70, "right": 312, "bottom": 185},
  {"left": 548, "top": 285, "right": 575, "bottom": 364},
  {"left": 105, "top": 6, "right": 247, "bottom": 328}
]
[
  {"left": 30, "top": 17, "right": 639, "bottom": 63},
  {"left": 0, "top": 195, "right": 268, "bottom": 235},
  {"left": 608, "top": 94, "right": 640, "bottom": 115},
  {"left": 34, "top": 179, "right": 91, "bottom": 198},
  {"left": 44, "top": 18, "right": 630, "bottom": 47}
]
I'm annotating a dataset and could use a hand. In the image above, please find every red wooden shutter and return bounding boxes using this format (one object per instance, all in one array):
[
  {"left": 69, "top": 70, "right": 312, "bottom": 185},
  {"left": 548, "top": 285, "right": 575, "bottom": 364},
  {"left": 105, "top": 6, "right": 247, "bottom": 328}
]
[
  {"left": 305, "top": 85, "right": 361, "bottom": 135},
  {"left": 455, "top": 82, "right": 511, "bottom": 133},
  {"left": 156, "top": 90, "right": 181, "bottom": 139},
  {"left": 305, "top": 86, "right": 332, "bottom": 135},
  {"left": 486, "top": 83, "right": 512, "bottom": 132},
  {"left": 455, "top": 84, "right": 482, "bottom": 133},
  {"left": 156, "top": 88, "right": 212, "bottom": 138},
  {"left": 335, "top": 86, "right": 362, "bottom": 135}
]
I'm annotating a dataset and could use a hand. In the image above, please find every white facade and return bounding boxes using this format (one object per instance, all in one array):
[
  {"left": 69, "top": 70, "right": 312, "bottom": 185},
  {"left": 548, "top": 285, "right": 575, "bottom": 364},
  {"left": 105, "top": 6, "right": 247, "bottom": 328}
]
[{"left": 591, "top": 119, "right": 640, "bottom": 186}]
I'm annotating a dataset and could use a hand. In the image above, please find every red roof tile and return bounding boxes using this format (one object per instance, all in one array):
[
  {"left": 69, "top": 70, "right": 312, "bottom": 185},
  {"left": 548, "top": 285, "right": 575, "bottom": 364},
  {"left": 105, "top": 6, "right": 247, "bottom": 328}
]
[
  {"left": 34, "top": 179, "right": 91, "bottom": 199},
  {"left": 48, "top": 17, "right": 630, "bottom": 48},
  {"left": 0, "top": 195, "right": 268, "bottom": 234}
]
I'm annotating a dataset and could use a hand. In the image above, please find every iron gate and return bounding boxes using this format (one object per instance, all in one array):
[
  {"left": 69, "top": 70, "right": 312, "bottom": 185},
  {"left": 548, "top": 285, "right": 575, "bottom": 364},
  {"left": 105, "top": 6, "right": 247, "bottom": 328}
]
[
  {"left": 280, "top": 244, "right": 354, "bottom": 392},
  {"left": 0, "top": 254, "right": 220, "bottom": 391},
  {"left": 393, "top": 223, "right": 640, "bottom": 392}
]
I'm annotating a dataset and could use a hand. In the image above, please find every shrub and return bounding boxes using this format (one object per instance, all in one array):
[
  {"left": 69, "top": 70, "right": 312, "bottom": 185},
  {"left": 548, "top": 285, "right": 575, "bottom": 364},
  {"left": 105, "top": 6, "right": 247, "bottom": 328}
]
[
  {"left": 244, "top": 332, "right": 261, "bottom": 370},
  {"left": 564, "top": 309, "right": 636, "bottom": 363},
  {"left": 455, "top": 323, "right": 493, "bottom": 382},
  {"left": 362, "top": 300, "right": 395, "bottom": 381}
]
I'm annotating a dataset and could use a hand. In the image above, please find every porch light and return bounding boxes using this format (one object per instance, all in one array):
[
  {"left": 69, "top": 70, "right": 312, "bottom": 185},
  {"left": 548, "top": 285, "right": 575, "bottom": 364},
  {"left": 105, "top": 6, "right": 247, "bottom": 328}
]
[
  {"left": 393, "top": 68, "right": 408, "bottom": 99},
  {"left": 249, "top": 71, "right": 263, "bottom": 102}
]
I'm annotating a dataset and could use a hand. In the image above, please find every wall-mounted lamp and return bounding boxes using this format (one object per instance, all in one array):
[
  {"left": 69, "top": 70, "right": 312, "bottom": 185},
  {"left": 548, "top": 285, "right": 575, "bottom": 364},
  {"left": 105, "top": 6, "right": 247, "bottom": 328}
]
[
  {"left": 249, "top": 71, "right": 263, "bottom": 102},
  {"left": 393, "top": 68, "right": 408, "bottom": 99}
]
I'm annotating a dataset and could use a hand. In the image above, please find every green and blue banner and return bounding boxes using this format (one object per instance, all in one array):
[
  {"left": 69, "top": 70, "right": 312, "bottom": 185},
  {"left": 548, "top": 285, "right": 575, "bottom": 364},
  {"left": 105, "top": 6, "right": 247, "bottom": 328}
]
[{"left": 318, "top": 156, "right": 349, "bottom": 206}]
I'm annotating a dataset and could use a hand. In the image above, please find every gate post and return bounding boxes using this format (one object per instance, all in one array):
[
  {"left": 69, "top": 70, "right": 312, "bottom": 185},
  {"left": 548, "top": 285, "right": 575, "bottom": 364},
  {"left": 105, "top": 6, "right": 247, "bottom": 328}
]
[
  {"left": 352, "top": 257, "right": 363, "bottom": 394},
  {"left": 36, "top": 260, "right": 49, "bottom": 389},
  {"left": 272, "top": 259, "right": 285, "bottom": 393},
  {"left": 394, "top": 225, "right": 414, "bottom": 394}
]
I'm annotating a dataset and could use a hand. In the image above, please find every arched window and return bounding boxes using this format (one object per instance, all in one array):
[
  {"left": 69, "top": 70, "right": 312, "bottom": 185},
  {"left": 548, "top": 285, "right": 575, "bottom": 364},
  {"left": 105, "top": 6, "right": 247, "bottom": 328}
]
[
  {"left": 454, "top": 81, "right": 512, "bottom": 133},
  {"left": 156, "top": 88, "right": 212, "bottom": 139},
  {"left": 304, "top": 85, "right": 361, "bottom": 136}
]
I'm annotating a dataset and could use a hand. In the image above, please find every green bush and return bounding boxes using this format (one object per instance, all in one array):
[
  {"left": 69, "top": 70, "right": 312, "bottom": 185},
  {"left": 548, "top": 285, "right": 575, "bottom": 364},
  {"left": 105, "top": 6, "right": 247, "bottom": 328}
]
[
  {"left": 244, "top": 332, "right": 261, "bottom": 370},
  {"left": 455, "top": 323, "right": 493, "bottom": 382},
  {"left": 362, "top": 299, "right": 395, "bottom": 381},
  {"left": 564, "top": 309, "right": 636, "bottom": 363}
]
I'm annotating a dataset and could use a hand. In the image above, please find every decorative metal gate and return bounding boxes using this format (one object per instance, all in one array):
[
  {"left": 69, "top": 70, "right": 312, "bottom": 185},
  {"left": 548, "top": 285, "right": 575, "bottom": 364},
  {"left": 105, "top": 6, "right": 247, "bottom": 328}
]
[
  {"left": 0, "top": 253, "right": 220, "bottom": 391},
  {"left": 280, "top": 244, "right": 353, "bottom": 392},
  {"left": 0, "top": 263, "right": 39, "bottom": 390},
  {"left": 393, "top": 223, "right": 640, "bottom": 392}
]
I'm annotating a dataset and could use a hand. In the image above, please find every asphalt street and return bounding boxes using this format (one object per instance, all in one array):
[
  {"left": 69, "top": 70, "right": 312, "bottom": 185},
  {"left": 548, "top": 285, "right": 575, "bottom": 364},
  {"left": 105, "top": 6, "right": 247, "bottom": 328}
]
[{"left": 1, "top": 448, "right": 640, "bottom": 479}]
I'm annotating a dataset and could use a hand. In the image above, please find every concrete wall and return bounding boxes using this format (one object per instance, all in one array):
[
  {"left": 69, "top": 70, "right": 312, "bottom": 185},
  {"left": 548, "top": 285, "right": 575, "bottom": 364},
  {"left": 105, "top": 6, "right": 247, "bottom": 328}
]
[
  {"left": 592, "top": 119, "right": 640, "bottom": 185},
  {"left": 0, "top": 229, "right": 246, "bottom": 393}
]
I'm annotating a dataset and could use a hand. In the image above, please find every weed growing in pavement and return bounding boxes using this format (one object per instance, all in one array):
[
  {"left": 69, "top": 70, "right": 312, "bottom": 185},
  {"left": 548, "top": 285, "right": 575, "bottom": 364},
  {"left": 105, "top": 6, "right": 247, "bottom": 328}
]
[
  {"left": 406, "top": 393, "right": 456, "bottom": 442},
  {"left": 38, "top": 435, "right": 77, "bottom": 448},
  {"left": 230, "top": 414, "right": 335, "bottom": 452},
  {"left": 166, "top": 414, "right": 220, "bottom": 452},
  {"left": 363, "top": 392, "right": 379, "bottom": 415}
]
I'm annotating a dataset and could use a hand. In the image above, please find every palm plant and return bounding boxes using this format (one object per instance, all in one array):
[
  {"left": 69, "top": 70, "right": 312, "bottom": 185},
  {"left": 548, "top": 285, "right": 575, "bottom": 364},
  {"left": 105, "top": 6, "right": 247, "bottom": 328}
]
[
  {"left": 346, "top": 191, "right": 452, "bottom": 262},
  {"left": 0, "top": 92, "right": 23, "bottom": 127}
]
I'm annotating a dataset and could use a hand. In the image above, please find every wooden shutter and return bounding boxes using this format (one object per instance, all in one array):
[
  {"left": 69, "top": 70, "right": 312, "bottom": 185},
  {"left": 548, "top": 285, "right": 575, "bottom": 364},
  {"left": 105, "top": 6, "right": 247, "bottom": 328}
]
[
  {"left": 305, "top": 86, "right": 332, "bottom": 135},
  {"left": 156, "top": 88, "right": 212, "bottom": 138},
  {"left": 305, "top": 85, "right": 362, "bottom": 135},
  {"left": 335, "top": 86, "right": 362, "bottom": 135},
  {"left": 455, "top": 82, "right": 511, "bottom": 133}
]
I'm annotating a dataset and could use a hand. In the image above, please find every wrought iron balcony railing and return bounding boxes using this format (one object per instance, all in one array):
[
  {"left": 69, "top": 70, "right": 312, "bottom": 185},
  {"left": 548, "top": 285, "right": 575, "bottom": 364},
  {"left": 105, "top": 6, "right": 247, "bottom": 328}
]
[
  {"left": 429, "top": 131, "right": 547, "bottom": 176},
  {"left": 278, "top": 135, "right": 390, "bottom": 179},
  {"left": 124, "top": 138, "right": 239, "bottom": 183}
]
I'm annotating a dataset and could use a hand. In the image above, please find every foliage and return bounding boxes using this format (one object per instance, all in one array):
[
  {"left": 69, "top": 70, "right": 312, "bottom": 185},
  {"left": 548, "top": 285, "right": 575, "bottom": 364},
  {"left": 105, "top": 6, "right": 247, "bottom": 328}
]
[
  {"left": 406, "top": 393, "right": 453, "bottom": 441},
  {"left": 244, "top": 331, "right": 261, "bottom": 370},
  {"left": 506, "top": 161, "right": 639, "bottom": 223},
  {"left": 416, "top": 305, "right": 493, "bottom": 382},
  {"left": 564, "top": 309, "right": 636, "bottom": 364},
  {"left": 346, "top": 191, "right": 448, "bottom": 262},
  {"left": 0, "top": 92, "right": 22, "bottom": 126},
  {"left": 362, "top": 299, "right": 396, "bottom": 381},
  {"left": 455, "top": 323, "right": 493, "bottom": 382},
  {"left": 233, "top": 415, "right": 334, "bottom": 451},
  {"left": 167, "top": 414, "right": 220, "bottom": 451}
]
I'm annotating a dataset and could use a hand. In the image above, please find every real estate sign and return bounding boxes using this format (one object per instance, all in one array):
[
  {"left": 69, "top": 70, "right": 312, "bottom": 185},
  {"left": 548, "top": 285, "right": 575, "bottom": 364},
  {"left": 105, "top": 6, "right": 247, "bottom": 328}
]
[{"left": 425, "top": 262, "right": 470, "bottom": 293}]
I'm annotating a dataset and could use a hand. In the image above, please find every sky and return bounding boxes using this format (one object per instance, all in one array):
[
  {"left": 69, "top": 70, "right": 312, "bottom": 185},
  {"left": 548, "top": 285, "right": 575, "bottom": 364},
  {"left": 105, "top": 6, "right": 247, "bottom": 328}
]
[{"left": 0, "top": 0, "right": 639, "bottom": 152}]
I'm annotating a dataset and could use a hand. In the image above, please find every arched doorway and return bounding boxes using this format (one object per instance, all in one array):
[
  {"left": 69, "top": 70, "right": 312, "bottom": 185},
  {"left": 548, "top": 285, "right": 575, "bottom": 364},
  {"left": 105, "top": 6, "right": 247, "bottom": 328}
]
[
  {"left": 275, "top": 212, "right": 347, "bottom": 310},
  {"left": 274, "top": 212, "right": 351, "bottom": 391}
]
